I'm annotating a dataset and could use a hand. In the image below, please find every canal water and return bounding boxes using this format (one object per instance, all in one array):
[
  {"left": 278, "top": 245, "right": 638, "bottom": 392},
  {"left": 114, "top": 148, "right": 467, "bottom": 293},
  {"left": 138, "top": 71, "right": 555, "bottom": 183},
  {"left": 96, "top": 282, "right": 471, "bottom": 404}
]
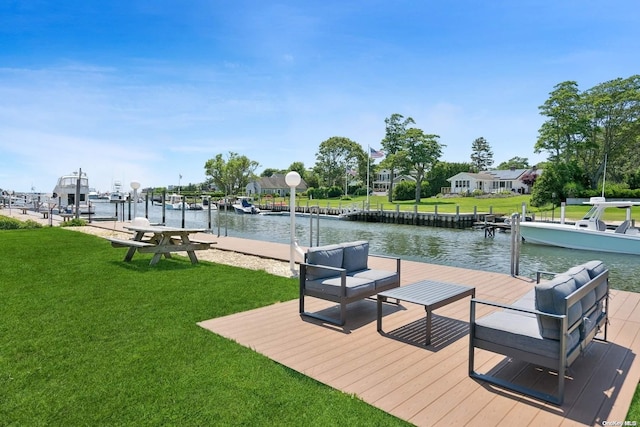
[{"left": 93, "top": 202, "right": 640, "bottom": 292}]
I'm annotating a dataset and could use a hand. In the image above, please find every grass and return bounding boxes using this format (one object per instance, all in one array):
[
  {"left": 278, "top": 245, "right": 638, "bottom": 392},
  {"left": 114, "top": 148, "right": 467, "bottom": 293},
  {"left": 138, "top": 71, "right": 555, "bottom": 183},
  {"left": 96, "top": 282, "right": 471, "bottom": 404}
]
[
  {"left": 0, "top": 227, "right": 409, "bottom": 426},
  {"left": 277, "top": 194, "right": 640, "bottom": 222}
]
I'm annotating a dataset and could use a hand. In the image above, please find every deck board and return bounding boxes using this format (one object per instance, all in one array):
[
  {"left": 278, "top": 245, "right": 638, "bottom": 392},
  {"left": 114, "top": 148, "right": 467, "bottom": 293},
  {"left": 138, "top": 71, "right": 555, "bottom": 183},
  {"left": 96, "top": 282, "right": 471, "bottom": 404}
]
[{"left": 119, "top": 231, "right": 639, "bottom": 426}]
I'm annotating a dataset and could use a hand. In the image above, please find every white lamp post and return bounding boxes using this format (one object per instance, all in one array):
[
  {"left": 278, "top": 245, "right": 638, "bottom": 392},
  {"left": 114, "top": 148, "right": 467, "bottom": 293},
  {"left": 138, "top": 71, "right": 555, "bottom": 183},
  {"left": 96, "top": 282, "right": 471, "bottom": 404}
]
[
  {"left": 285, "top": 171, "right": 301, "bottom": 276},
  {"left": 130, "top": 181, "right": 141, "bottom": 219}
]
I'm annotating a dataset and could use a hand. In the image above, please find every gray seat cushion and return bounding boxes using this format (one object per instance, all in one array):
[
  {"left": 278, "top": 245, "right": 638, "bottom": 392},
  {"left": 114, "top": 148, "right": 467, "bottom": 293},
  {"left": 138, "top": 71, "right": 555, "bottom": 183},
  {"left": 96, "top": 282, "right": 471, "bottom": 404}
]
[
  {"left": 351, "top": 269, "right": 399, "bottom": 289},
  {"left": 510, "top": 289, "right": 537, "bottom": 318},
  {"left": 475, "top": 310, "right": 580, "bottom": 360},
  {"left": 305, "top": 276, "right": 375, "bottom": 298}
]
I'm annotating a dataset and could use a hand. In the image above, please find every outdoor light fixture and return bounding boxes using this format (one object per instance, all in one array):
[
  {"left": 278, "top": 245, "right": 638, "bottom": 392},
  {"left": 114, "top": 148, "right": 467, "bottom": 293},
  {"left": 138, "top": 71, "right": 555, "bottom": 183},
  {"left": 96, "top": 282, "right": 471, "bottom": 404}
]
[
  {"left": 285, "top": 171, "right": 302, "bottom": 276},
  {"left": 130, "top": 181, "right": 141, "bottom": 219}
]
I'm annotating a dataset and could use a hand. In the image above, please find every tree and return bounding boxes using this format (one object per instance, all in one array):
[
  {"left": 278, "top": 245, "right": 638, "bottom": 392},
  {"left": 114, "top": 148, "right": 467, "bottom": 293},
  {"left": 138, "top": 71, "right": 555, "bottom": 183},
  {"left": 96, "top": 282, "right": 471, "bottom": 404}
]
[
  {"left": 530, "top": 161, "right": 587, "bottom": 206},
  {"left": 203, "top": 152, "right": 260, "bottom": 195},
  {"left": 535, "top": 81, "right": 590, "bottom": 163},
  {"left": 261, "top": 168, "right": 279, "bottom": 177},
  {"left": 582, "top": 75, "right": 640, "bottom": 188},
  {"left": 381, "top": 113, "right": 415, "bottom": 202},
  {"left": 286, "top": 162, "right": 307, "bottom": 181},
  {"left": 496, "top": 157, "right": 530, "bottom": 170},
  {"left": 470, "top": 137, "right": 493, "bottom": 172},
  {"left": 404, "top": 129, "right": 444, "bottom": 202},
  {"left": 313, "top": 136, "right": 364, "bottom": 189},
  {"left": 534, "top": 76, "right": 640, "bottom": 191}
]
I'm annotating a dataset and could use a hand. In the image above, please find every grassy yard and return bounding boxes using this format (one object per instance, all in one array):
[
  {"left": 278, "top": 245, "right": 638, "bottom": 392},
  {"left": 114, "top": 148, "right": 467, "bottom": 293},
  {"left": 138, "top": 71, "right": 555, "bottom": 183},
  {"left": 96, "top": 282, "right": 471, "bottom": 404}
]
[{"left": 0, "top": 227, "right": 409, "bottom": 426}]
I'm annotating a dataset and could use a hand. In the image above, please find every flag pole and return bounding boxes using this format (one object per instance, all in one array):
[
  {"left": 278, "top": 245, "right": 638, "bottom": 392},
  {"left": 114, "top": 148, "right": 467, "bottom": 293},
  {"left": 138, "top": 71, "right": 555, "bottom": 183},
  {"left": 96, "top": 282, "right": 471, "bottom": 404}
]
[{"left": 366, "top": 145, "right": 370, "bottom": 208}]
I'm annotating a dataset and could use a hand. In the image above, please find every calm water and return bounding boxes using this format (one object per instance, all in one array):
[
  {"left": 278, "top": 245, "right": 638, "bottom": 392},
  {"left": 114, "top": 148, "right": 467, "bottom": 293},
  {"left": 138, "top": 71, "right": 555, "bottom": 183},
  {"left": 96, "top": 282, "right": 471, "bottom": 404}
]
[{"left": 93, "top": 202, "right": 640, "bottom": 292}]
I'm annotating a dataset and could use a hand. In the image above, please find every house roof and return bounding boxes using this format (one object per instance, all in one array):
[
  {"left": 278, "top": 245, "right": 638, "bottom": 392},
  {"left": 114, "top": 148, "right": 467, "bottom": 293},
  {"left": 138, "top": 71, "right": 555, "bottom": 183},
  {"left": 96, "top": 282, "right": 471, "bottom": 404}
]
[
  {"left": 447, "top": 168, "right": 542, "bottom": 182},
  {"left": 447, "top": 172, "right": 495, "bottom": 182},
  {"left": 485, "top": 168, "right": 529, "bottom": 180},
  {"left": 256, "top": 174, "right": 308, "bottom": 190}
]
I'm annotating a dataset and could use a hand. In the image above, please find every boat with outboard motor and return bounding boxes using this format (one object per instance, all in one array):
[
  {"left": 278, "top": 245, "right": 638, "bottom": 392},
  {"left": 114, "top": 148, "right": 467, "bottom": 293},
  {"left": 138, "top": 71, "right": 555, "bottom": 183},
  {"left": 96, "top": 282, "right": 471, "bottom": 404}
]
[
  {"left": 519, "top": 197, "right": 640, "bottom": 255},
  {"left": 232, "top": 197, "right": 260, "bottom": 214}
]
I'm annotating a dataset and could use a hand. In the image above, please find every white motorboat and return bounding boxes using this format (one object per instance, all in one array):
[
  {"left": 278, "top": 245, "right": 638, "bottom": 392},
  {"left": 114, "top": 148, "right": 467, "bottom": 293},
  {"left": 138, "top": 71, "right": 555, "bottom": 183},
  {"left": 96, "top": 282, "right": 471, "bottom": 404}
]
[
  {"left": 232, "top": 197, "right": 260, "bottom": 214},
  {"left": 109, "top": 181, "right": 128, "bottom": 202},
  {"left": 162, "top": 193, "right": 208, "bottom": 210},
  {"left": 519, "top": 197, "right": 640, "bottom": 255},
  {"left": 52, "top": 171, "right": 96, "bottom": 214}
]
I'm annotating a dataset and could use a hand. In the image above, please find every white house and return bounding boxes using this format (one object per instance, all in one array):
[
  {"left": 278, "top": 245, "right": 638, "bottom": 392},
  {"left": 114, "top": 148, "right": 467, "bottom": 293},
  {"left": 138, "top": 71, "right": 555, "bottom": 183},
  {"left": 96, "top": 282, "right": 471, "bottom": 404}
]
[
  {"left": 372, "top": 169, "right": 415, "bottom": 192},
  {"left": 445, "top": 167, "right": 541, "bottom": 195}
]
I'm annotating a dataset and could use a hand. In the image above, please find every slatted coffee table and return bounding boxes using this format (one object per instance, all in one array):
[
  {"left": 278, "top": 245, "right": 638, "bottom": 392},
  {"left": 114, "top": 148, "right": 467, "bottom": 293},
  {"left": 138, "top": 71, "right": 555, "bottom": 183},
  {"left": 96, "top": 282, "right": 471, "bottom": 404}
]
[{"left": 377, "top": 280, "right": 475, "bottom": 345}]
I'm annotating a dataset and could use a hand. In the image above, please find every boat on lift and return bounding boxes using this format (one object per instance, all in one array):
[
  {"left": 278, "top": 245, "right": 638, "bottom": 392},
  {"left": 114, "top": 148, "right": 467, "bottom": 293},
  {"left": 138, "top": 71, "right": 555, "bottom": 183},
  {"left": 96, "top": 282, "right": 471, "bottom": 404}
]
[{"left": 519, "top": 197, "right": 640, "bottom": 255}]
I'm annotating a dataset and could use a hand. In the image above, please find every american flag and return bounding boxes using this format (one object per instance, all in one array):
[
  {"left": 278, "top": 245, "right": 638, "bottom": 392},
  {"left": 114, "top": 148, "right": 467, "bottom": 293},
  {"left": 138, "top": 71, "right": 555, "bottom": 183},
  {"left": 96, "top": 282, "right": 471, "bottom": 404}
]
[{"left": 370, "top": 147, "right": 384, "bottom": 158}]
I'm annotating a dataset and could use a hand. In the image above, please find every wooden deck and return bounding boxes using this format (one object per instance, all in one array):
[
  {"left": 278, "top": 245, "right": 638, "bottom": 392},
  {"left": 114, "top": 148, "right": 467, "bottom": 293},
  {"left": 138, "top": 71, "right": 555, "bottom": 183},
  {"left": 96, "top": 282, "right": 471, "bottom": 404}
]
[
  {"left": 88, "top": 222, "right": 640, "bottom": 425},
  {"left": 197, "top": 240, "right": 640, "bottom": 426}
]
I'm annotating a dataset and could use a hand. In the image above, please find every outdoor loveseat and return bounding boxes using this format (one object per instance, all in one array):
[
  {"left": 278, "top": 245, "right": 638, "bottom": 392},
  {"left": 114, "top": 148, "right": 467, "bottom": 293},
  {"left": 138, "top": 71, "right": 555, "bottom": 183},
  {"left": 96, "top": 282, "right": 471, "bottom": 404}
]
[
  {"left": 299, "top": 240, "right": 401, "bottom": 326},
  {"left": 469, "top": 260, "right": 609, "bottom": 405}
]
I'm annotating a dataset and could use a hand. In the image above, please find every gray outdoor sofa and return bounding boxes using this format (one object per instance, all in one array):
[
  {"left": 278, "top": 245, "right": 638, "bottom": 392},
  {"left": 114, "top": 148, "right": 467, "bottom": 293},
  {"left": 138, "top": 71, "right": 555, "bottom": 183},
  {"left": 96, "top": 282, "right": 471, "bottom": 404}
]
[
  {"left": 469, "top": 260, "right": 609, "bottom": 405},
  {"left": 299, "top": 240, "right": 401, "bottom": 326}
]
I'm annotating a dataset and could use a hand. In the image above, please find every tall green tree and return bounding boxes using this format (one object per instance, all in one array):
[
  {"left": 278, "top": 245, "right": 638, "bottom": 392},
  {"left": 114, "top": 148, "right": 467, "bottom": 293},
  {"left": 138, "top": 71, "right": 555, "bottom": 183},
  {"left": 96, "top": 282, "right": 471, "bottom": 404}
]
[
  {"left": 582, "top": 75, "right": 640, "bottom": 187},
  {"left": 535, "top": 76, "right": 640, "bottom": 192},
  {"left": 470, "top": 137, "right": 493, "bottom": 172},
  {"left": 261, "top": 168, "right": 279, "bottom": 177},
  {"left": 286, "top": 162, "right": 307, "bottom": 181},
  {"left": 381, "top": 113, "right": 415, "bottom": 202},
  {"left": 404, "top": 129, "right": 444, "bottom": 202},
  {"left": 496, "top": 157, "right": 530, "bottom": 170},
  {"left": 535, "top": 81, "right": 591, "bottom": 163},
  {"left": 204, "top": 152, "right": 260, "bottom": 195},
  {"left": 313, "top": 136, "right": 363, "bottom": 188}
]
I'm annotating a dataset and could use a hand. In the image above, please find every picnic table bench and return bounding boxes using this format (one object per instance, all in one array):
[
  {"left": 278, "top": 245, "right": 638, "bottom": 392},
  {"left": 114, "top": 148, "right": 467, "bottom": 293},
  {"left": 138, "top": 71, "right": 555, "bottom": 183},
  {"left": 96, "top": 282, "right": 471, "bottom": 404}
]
[
  {"left": 60, "top": 213, "right": 75, "bottom": 222},
  {"left": 108, "top": 224, "right": 214, "bottom": 266}
]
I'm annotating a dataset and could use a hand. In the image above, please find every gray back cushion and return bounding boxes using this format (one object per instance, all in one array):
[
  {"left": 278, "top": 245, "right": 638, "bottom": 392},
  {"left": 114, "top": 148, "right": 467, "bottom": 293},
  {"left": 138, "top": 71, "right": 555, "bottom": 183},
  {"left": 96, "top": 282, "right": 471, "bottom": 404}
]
[
  {"left": 583, "top": 260, "right": 608, "bottom": 301},
  {"left": 566, "top": 265, "right": 596, "bottom": 313},
  {"left": 583, "top": 260, "right": 605, "bottom": 279},
  {"left": 305, "top": 244, "right": 344, "bottom": 280},
  {"left": 535, "top": 275, "right": 582, "bottom": 340},
  {"left": 341, "top": 241, "right": 369, "bottom": 272}
]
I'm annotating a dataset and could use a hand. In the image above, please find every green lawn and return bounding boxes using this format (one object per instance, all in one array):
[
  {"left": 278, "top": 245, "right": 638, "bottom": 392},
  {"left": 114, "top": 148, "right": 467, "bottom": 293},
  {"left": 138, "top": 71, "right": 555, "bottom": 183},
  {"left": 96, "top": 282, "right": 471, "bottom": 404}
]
[
  {"left": 0, "top": 227, "right": 408, "bottom": 426},
  {"left": 275, "top": 194, "right": 640, "bottom": 222},
  {"left": 3, "top": 222, "right": 639, "bottom": 423}
]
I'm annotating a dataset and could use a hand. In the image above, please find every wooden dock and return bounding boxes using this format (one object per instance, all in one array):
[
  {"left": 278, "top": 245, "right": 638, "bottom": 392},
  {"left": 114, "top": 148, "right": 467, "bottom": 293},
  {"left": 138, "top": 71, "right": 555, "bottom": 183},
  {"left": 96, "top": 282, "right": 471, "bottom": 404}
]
[{"left": 195, "top": 237, "right": 640, "bottom": 426}]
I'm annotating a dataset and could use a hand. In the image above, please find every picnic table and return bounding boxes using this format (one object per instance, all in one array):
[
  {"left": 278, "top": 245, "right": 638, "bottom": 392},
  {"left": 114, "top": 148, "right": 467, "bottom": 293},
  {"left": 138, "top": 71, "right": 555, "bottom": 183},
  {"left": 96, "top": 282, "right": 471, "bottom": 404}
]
[{"left": 107, "top": 225, "right": 213, "bottom": 266}]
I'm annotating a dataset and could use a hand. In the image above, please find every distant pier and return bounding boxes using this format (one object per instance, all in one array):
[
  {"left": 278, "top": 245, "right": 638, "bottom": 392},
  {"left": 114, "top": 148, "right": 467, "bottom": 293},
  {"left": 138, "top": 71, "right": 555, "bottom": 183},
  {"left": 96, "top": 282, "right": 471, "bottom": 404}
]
[{"left": 258, "top": 202, "right": 499, "bottom": 229}]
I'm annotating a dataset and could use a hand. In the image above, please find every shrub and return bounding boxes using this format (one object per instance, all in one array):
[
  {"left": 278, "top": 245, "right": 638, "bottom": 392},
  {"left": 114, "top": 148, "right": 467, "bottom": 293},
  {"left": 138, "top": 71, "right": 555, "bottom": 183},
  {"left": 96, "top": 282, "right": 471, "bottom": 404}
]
[
  {"left": 327, "top": 186, "right": 343, "bottom": 198},
  {"left": 353, "top": 187, "right": 368, "bottom": 196},
  {"left": 60, "top": 218, "right": 87, "bottom": 227},
  {"left": 0, "top": 215, "right": 43, "bottom": 230},
  {"left": 393, "top": 181, "right": 415, "bottom": 201},
  {"left": 0, "top": 215, "right": 22, "bottom": 230},
  {"left": 21, "top": 220, "right": 43, "bottom": 229}
]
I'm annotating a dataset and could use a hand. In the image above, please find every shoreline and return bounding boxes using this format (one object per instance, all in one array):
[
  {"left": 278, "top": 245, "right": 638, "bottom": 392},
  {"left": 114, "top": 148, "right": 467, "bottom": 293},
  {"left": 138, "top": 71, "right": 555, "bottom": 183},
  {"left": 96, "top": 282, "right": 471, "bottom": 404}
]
[{"left": 0, "top": 208, "right": 293, "bottom": 277}]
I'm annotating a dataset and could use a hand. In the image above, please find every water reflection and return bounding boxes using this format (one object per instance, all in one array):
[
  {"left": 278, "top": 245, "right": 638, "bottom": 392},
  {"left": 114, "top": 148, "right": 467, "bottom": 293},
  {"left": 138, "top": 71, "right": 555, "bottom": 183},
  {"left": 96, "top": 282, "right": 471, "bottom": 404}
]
[{"left": 93, "top": 202, "right": 640, "bottom": 292}]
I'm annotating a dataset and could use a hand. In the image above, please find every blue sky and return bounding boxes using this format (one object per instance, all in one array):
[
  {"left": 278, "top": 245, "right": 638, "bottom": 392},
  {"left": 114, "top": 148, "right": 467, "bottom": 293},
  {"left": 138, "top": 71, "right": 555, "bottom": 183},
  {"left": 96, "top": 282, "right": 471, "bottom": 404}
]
[{"left": 1, "top": 1, "right": 639, "bottom": 193}]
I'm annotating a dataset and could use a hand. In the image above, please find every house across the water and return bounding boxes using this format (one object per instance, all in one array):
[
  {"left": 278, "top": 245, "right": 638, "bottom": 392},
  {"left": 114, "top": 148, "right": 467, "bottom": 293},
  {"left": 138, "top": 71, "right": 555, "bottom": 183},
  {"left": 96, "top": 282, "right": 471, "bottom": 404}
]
[{"left": 444, "top": 166, "right": 542, "bottom": 195}]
